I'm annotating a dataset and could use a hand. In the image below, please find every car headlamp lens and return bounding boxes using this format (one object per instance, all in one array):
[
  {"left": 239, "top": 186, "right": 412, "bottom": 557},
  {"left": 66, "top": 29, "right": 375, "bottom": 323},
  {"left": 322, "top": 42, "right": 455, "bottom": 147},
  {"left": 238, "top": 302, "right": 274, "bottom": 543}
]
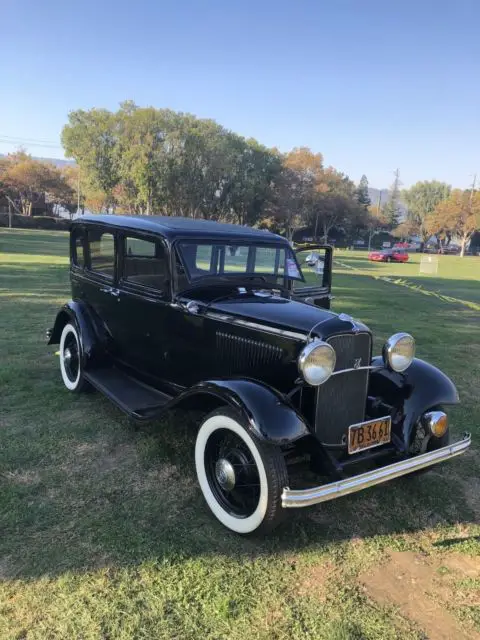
[
  {"left": 298, "top": 341, "right": 336, "bottom": 386},
  {"left": 383, "top": 332, "right": 415, "bottom": 372}
]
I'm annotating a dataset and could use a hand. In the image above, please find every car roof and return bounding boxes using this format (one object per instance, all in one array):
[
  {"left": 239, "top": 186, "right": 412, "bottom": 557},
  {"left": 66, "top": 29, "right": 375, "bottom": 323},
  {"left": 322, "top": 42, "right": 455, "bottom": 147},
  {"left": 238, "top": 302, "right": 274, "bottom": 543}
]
[{"left": 74, "top": 214, "right": 287, "bottom": 244}]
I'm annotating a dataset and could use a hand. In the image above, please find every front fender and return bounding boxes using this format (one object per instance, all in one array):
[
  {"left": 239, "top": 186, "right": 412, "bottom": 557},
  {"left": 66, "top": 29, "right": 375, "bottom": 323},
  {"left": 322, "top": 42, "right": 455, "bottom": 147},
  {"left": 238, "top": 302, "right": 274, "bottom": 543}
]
[
  {"left": 48, "top": 300, "right": 106, "bottom": 366},
  {"left": 370, "top": 356, "right": 459, "bottom": 447},
  {"left": 172, "top": 378, "right": 311, "bottom": 445}
]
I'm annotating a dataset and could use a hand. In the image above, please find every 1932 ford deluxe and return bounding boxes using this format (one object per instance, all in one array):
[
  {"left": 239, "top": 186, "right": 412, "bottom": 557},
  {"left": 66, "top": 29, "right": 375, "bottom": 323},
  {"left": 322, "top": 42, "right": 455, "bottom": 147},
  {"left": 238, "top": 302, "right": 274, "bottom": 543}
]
[{"left": 47, "top": 215, "right": 471, "bottom": 534}]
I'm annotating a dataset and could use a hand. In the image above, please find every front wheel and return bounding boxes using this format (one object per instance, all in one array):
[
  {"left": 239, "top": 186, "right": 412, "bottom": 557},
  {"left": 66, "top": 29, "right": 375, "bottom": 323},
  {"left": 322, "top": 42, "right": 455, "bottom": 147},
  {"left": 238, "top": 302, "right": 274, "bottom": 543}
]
[
  {"left": 195, "top": 408, "right": 289, "bottom": 535},
  {"left": 59, "top": 322, "right": 88, "bottom": 393}
]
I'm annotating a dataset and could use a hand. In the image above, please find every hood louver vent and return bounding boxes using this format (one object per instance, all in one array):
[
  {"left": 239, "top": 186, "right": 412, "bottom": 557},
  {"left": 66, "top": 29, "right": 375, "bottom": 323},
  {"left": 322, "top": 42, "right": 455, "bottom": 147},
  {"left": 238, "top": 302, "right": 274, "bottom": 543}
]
[{"left": 216, "top": 331, "right": 284, "bottom": 373}]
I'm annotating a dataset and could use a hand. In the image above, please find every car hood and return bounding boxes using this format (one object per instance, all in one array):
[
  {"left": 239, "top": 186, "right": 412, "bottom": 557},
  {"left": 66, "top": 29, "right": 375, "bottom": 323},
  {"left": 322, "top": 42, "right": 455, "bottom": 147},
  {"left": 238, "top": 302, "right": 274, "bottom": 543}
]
[{"left": 201, "top": 294, "right": 369, "bottom": 340}]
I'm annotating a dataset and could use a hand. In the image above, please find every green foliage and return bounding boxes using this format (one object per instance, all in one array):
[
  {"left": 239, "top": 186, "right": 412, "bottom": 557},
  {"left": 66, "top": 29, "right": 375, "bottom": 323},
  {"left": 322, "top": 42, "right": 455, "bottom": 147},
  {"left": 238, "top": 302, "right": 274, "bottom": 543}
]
[
  {"left": 403, "top": 180, "right": 451, "bottom": 242},
  {"left": 382, "top": 169, "right": 402, "bottom": 229},
  {"left": 60, "top": 104, "right": 369, "bottom": 237},
  {"left": 356, "top": 174, "right": 371, "bottom": 209},
  {"left": 62, "top": 108, "right": 120, "bottom": 211}
]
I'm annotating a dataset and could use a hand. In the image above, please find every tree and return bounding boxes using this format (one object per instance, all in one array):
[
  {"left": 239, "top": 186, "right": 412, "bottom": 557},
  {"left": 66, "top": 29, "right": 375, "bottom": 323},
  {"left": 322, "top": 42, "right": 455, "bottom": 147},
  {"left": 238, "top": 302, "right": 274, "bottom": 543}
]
[
  {"left": 311, "top": 169, "right": 365, "bottom": 242},
  {"left": 382, "top": 169, "right": 402, "bottom": 228},
  {"left": 223, "top": 137, "right": 281, "bottom": 227},
  {"left": 402, "top": 180, "right": 451, "bottom": 248},
  {"left": 1, "top": 153, "right": 74, "bottom": 216},
  {"left": 356, "top": 174, "right": 371, "bottom": 209},
  {"left": 268, "top": 147, "right": 324, "bottom": 240},
  {"left": 62, "top": 108, "right": 120, "bottom": 212},
  {"left": 427, "top": 189, "right": 480, "bottom": 257}
]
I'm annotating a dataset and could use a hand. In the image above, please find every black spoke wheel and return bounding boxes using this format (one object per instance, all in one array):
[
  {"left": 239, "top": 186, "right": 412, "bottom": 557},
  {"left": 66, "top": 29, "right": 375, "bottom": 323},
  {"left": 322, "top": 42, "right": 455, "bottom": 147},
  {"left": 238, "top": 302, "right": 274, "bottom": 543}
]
[
  {"left": 195, "top": 408, "right": 289, "bottom": 535},
  {"left": 204, "top": 429, "right": 261, "bottom": 519}
]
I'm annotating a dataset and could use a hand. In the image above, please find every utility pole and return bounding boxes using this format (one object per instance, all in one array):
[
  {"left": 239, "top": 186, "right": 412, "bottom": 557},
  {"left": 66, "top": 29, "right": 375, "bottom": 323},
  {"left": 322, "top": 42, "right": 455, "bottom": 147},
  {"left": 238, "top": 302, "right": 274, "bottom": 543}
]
[
  {"left": 469, "top": 173, "right": 477, "bottom": 208},
  {"left": 77, "top": 169, "right": 81, "bottom": 216}
]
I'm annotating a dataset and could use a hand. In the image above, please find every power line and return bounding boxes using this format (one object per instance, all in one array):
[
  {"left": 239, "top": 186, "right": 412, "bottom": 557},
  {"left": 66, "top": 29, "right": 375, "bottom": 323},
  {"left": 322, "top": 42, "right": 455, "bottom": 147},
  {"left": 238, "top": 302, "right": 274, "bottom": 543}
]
[{"left": 0, "top": 134, "right": 62, "bottom": 149}]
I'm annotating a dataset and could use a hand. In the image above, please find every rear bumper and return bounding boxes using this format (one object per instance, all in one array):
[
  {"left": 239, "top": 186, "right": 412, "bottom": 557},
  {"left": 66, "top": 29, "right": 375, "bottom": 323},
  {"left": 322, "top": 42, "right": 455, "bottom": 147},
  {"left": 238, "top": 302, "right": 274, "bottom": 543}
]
[{"left": 281, "top": 433, "right": 471, "bottom": 508}]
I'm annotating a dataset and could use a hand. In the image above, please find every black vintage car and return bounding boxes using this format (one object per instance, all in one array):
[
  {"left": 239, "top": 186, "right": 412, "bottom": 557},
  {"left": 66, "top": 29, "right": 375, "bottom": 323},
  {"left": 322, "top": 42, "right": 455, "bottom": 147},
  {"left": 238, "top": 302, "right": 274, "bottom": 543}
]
[{"left": 48, "top": 215, "right": 471, "bottom": 534}]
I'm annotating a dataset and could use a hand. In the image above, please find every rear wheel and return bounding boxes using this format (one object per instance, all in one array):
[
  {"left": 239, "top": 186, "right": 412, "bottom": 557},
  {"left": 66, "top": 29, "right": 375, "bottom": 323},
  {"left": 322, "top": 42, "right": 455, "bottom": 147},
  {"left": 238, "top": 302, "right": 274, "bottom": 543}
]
[
  {"left": 195, "top": 408, "right": 288, "bottom": 534},
  {"left": 59, "top": 322, "right": 88, "bottom": 393}
]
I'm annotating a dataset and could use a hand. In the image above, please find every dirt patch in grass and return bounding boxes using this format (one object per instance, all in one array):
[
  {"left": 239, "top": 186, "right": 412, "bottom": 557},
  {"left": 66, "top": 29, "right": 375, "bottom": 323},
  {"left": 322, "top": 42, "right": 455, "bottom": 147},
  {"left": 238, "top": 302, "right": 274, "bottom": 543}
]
[
  {"left": 295, "top": 561, "right": 335, "bottom": 602},
  {"left": 360, "top": 550, "right": 480, "bottom": 639}
]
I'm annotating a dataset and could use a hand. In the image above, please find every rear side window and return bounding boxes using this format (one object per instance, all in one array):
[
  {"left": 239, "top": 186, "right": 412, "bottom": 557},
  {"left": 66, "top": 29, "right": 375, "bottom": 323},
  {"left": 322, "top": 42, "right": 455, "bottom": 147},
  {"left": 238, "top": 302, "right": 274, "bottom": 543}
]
[
  {"left": 123, "top": 235, "right": 167, "bottom": 293},
  {"left": 72, "top": 229, "right": 85, "bottom": 268},
  {"left": 88, "top": 231, "right": 115, "bottom": 278}
]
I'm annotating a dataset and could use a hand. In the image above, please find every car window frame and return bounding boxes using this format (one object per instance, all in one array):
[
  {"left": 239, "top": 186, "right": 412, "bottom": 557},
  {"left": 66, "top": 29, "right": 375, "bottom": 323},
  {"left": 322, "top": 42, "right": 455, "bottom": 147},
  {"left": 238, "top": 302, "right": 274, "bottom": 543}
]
[
  {"left": 84, "top": 225, "right": 119, "bottom": 285},
  {"left": 70, "top": 225, "right": 87, "bottom": 272},
  {"left": 172, "top": 238, "right": 304, "bottom": 291},
  {"left": 117, "top": 230, "right": 170, "bottom": 300}
]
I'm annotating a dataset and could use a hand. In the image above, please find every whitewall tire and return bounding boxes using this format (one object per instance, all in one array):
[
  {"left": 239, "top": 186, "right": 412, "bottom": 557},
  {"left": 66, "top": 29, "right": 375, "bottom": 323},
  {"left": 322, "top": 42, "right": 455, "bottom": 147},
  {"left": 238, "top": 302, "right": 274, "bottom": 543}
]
[
  {"left": 195, "top": 408, "right": 288, "bottom": 535},
  {"left": 59, "top": 322, "right": 86, "bottom": 392}
]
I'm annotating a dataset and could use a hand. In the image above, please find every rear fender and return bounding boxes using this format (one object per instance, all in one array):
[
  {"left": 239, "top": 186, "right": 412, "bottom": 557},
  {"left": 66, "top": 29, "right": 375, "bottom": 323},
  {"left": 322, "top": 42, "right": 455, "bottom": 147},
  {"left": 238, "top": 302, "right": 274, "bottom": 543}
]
[
  {"left": 172, "top": 379, "right": 311, "bottom": 445},
  {"left": 48, "top": 301, "right": 106, "bottom": 367},
  {"left": 370, "top": 356, "right": 459, "bottom": 447}
]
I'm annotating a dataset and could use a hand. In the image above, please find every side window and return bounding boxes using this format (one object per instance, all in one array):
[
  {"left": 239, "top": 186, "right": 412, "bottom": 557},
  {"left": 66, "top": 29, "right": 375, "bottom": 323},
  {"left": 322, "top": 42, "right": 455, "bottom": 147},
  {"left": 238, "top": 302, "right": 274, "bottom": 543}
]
[
  {"left": 72, "top": 229, "right": 85, "bottom": 269},
  {"left": 87, "top": 231, "right": 115, "bottom": 279},
  {"left": 123, "top": 235, "right": 166, "bottom": 293}
]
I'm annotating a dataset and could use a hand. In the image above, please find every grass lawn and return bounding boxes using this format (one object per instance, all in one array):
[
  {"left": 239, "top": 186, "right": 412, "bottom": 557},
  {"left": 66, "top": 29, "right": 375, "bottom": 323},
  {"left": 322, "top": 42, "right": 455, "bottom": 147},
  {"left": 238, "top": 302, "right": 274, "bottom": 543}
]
[{"left": 0, "top": 229, "right": 479, "bottom": 639}]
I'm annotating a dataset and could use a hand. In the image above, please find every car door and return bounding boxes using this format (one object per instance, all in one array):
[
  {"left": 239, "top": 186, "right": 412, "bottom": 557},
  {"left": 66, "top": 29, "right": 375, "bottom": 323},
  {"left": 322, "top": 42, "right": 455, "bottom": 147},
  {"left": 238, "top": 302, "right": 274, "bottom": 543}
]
[
  {"left": 292, "top": 244, "right": 333, "bottom": 309},
  {"left": 81, "top": 225, "right": 124, "bottom": 358},
  {"left": 114, "top": 231, "right": 171, "bottom": 381}
]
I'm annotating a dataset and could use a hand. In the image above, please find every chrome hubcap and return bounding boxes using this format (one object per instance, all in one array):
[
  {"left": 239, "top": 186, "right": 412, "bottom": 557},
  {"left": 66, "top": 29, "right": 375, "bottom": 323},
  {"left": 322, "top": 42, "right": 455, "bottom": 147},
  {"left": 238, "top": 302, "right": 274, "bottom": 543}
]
[
  {"left": 63, "top": 348, "right": 72, "bottom": 362},
  {"left": 215, "top": 458, "right": 236, "bottom": 491}
]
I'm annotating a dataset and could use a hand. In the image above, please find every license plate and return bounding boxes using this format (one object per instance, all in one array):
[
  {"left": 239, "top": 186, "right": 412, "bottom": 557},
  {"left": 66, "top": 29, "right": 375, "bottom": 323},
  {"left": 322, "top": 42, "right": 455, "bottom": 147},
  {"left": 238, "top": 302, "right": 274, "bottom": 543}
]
[{"left": 348, "top": 417, "right": 391, "bottom": 454}]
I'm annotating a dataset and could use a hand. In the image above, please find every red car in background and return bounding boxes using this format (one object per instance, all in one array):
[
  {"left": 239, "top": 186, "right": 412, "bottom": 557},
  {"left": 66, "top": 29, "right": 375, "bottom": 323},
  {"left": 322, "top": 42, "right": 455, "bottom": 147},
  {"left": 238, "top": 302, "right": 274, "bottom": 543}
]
[{"left": 368, "top": 248, "right": 409, "bottom": 263}]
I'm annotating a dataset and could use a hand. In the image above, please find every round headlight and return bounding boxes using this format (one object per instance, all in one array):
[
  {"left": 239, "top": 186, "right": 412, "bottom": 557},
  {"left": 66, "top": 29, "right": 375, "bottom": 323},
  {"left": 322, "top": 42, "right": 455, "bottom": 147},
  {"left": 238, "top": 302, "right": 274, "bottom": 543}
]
[
  {"left": 383, "top": 332, "right": 415, "bottom": 372},
  {"left": 298, "top": 341, "right": 336, "bottom": 386}
]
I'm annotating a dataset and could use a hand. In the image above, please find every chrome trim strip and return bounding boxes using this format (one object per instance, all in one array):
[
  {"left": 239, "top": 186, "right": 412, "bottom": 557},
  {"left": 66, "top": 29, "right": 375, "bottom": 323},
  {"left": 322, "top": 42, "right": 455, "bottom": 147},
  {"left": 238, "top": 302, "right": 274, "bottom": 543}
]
[
  {"left": 281, "top": 433, "right": 472, "bottom": 508},
  {"left": 331, "top": 365, "right": 383, "bottom": 376},
  {"left": 206, "top": 312, "right": 309, "bottom": 341}
]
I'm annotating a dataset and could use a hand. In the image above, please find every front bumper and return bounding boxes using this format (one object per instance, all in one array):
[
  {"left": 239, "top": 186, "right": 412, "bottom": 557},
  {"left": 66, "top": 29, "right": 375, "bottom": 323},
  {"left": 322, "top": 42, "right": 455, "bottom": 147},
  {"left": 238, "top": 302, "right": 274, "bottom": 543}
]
[{"left": 282, "top": 433, "right": 471, "bottom": 508}]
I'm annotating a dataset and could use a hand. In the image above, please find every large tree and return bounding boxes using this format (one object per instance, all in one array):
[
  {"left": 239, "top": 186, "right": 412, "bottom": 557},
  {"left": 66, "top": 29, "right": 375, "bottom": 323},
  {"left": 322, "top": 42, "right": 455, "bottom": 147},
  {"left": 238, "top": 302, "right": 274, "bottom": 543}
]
[
  {"left": 402, "top": 180, "right": 451, "bottom": 248},
  {"left": 311, "top": 168, "right": 365, "bottom": 242},
  {"left": 427, "top": 189, "right": 480, "bottom": 257},
  {"left": 62, "top": 108, "right": 120, "bottom": 212}
]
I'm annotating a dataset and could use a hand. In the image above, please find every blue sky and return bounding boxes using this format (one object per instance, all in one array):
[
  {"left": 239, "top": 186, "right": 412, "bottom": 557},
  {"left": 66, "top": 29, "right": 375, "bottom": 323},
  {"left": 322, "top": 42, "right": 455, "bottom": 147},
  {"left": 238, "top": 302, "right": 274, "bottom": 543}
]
[{"left": 1, "top": 0, "right": 479, "bottom": 188}]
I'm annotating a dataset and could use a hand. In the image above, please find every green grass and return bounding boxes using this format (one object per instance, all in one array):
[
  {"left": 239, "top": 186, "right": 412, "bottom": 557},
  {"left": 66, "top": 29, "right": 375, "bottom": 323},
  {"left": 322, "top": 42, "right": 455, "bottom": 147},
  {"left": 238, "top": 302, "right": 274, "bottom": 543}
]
[{"left": 0, "top": 229, "right": 479, "bottom": 639}]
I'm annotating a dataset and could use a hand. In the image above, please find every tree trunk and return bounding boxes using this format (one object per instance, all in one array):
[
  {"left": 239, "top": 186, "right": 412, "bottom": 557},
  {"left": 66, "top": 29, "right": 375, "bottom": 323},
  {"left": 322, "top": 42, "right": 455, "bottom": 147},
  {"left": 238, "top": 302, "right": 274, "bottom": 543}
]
[
  {"left": 460, "top": 235, "right": 467, "bottom": 257},
  {"left": 322, "top": 222, "right": 329, "bottom": 243},
  {"left": 313, "top": 212, "right": 319, "bottom": 240},
  {"left": 368, "top": 229, "right": 374, "bottom": 251}
]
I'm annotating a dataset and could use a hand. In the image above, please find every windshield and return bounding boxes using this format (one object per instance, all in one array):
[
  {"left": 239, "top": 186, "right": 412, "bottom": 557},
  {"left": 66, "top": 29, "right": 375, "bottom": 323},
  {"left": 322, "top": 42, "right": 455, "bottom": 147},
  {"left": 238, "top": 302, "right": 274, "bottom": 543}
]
[{"left": 176, "top": 241, "right": 305, "bottom": 286}]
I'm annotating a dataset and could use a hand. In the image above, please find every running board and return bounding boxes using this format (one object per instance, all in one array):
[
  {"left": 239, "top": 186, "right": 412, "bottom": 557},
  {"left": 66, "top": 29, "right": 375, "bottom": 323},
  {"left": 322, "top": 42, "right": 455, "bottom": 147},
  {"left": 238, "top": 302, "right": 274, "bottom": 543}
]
[{"left": 84, "top": 368, "right": 172, "bottom": 420}]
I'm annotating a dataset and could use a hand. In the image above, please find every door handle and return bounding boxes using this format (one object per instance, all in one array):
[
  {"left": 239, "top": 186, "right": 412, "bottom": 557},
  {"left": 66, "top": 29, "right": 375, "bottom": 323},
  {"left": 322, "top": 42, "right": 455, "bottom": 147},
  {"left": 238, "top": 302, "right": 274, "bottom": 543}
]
[{"left": 100, "top": 286, "right": 121, "bottom": 298}]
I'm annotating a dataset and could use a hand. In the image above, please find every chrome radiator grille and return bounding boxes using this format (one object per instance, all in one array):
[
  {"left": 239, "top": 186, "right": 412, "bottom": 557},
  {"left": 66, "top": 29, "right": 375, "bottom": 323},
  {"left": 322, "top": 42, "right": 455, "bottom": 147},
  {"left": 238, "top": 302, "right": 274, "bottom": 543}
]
[{"left": 315, "top": 333, "right": 372, "bottom": 446}]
